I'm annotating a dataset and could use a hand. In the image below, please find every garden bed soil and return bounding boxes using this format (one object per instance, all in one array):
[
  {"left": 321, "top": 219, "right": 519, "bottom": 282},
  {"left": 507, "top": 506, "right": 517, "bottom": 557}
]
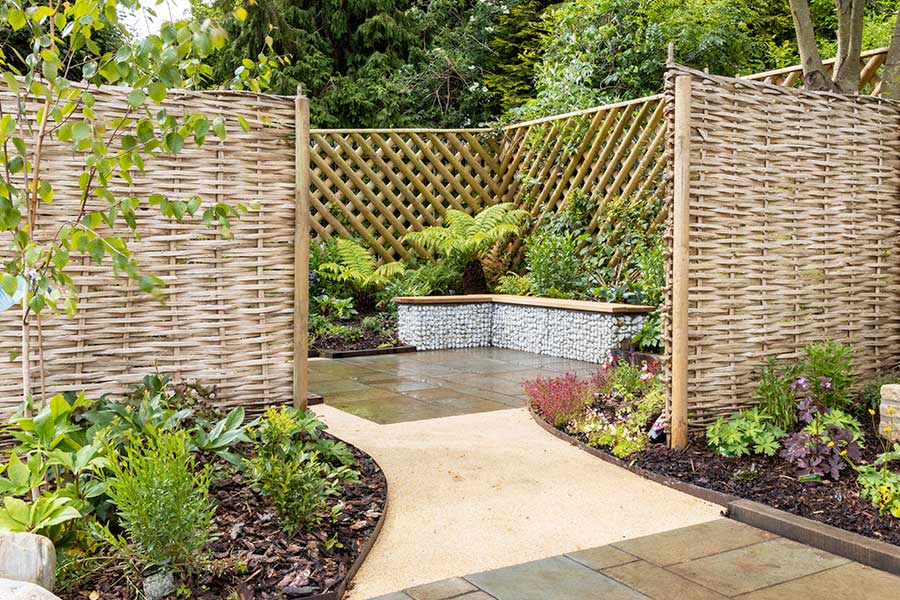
[
  {"left": 64, "top": 440, "right": 387, "bottom": 600},
  {"left": 636, "top": 429, "right": 900, "bottom": 547},
  {"left": 309, "top": 313, "right": 399, "bottom": 356},
  {"left": 531, "top": 404, "right": 900, "bottom": 548}
]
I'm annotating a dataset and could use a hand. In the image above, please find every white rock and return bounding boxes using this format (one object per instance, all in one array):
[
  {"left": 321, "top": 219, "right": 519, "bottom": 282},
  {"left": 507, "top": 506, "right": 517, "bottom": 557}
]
[
  {"left": 0, "top": 533, "right": 56, "bottom": 591},
  {"left": 0, "top": 579, "right": 60, "bottom": 600}
]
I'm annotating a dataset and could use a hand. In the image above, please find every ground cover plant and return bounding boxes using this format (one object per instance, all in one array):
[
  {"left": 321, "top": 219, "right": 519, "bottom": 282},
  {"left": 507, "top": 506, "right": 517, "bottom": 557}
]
[
  {"left": 525, "top": 354, "right": 665, "bottom": 458},
  {"left": 0, "top": 374, "right": 386, "bottom": 598}
]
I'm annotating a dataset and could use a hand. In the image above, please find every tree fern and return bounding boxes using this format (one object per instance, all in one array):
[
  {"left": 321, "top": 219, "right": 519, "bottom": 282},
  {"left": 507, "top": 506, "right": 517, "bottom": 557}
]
[
  {"left": 405, "top": 203, "right": 529, "bottom": 263},
  {"left": 319, "top": 239, "right": 405, "bottom": 293}
]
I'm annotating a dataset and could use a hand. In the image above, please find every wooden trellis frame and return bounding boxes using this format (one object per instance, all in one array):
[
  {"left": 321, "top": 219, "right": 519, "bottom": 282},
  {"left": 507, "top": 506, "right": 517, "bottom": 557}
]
[{"left": 307, "top": 129, "right": 501, "bottom": 263}]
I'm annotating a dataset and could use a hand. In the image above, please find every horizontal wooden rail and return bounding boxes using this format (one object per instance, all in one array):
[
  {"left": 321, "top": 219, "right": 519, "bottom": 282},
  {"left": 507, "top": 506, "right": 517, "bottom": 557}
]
[{"left": 394, "top": 294, "right": 655, "bottom": 314}]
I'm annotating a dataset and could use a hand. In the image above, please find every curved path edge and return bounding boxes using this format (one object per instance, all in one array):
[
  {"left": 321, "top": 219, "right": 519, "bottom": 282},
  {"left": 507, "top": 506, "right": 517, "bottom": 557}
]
[
  {"left": 310, "top": 444, "right": 390, "bottom": 600},
  {"left": 529, "top": 408, "right": 900, "bottom": 577}
]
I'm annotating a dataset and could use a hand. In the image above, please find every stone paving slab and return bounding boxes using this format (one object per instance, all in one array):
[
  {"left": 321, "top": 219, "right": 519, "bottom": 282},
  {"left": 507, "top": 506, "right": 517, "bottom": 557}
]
[
  {"left": 369, "top": 519, "right": 900, "bottom": 600},
  {"left": 668, "top": 538, "right": 848, "bottom": 597},
  {"left": 465, "top": 555, "right": 649, "bottom": 600},
  {"left": 611, "top": 518, "right": 777, "bottom": 566}
]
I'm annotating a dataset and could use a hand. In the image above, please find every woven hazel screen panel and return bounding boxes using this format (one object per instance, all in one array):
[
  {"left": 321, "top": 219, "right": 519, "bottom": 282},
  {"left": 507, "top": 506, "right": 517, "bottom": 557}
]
[
  {"left": 0, "top": 86, "right": 298, "bottom": 418},
  {"left": 308, "top": 129, "right": 502, "bottom": 262},
  {"left": 664, "top": 65, "right": 900, "bottom": 426}
]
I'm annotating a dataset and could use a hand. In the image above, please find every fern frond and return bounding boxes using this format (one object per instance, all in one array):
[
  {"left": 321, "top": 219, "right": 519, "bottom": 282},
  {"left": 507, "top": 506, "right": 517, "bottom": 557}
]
[
  {"left": 444, "top": 210, "right": 476, "bottom": 235},
  {"left": 375, "top": 262, "right": 406, "bottom": 279},
  {"left": 335, "top": 239, "right": 376, "bottom": 278},
  {"left": 405, "top": 228, "right": 453, "bottom": 253}
]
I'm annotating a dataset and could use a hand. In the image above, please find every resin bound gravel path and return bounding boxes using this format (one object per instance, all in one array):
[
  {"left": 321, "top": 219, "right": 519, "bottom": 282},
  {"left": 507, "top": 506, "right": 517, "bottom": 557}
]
[{"left": 312, "top": 402, "right": 722, "bottom": 599}]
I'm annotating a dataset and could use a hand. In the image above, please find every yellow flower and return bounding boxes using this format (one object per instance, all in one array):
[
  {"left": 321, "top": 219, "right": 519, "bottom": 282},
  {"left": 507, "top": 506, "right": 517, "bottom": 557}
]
[
  {"left": 885, "top": 426, "right": 894, "bottom": 433},
  {"left": 840, "top": 449, "right": 847, "bottom": 456},
  {"left": 869, "top": 409, "right": 877, "bottom": 415},
  {"left": 889, "top": 407, "right": 896, "bottom": 414},
  {"left": 827, "top": 440, "right": 835, "bottom": 447}
]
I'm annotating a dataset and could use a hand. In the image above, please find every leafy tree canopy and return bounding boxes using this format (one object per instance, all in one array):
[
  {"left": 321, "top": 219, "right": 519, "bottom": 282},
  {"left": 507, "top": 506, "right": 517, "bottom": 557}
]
[
  {"left": 194, "top": 0, "right": 900, "bottom": 124},
  {"left": 0, "top": 0, "right": 126, "bottom": 79}
]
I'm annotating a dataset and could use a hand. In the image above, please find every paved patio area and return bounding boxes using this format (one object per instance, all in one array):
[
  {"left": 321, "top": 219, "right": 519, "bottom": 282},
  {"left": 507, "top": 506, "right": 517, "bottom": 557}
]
[
  {"left": 372, "top": 518, "right": 900, "bottom": 599},
  {"left": 309, "top": 348, "right": 600, "bottom": 424}
]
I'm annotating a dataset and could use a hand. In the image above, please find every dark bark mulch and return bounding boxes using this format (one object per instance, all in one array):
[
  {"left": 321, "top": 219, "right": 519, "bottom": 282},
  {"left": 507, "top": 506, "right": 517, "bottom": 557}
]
[
  {"left": 635, "top": 427, "right": 900, "bottom": 547},
  {"left": 63, "top": 443, "right": 387, "bottom": 599},
  {"left": 533, "top": 403, "right": 900, "bottom": 548},
  {"left": 310, "top": 313, "right": 398, "bottom": 355}
]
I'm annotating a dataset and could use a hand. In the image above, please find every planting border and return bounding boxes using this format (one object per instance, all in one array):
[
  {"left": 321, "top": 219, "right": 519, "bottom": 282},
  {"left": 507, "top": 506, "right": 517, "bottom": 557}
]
[
  {"left": 307, "top": 445, "right": 389, "bottom": 600},
  {"left": 528, "top": 408, "right": 900, "bottom": 577}
]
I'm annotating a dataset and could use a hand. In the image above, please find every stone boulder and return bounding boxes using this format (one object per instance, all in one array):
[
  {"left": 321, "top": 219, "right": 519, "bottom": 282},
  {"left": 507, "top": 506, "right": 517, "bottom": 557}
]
[
  {"left": 881, "top": 384, "right": 900, "bottom": 442},
  {"left": 0, "top": 532, "right": 56, "bottom": 591},
  {"left": 0, "top": 579, "right": 61, "bottom": 600}
]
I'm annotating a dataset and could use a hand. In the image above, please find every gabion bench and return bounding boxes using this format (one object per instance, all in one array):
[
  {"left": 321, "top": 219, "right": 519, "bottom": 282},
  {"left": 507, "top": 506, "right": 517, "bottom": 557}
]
[{"left": 394, "top": 295, "right": 654, "bottom": 364}]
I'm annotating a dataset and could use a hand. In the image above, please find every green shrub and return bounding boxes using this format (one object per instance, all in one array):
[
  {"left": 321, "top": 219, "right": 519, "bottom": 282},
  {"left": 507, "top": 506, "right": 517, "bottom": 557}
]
[
  {"left": 524, "top": 231, "right": 583, "bottom": 297},
  {"left": 544, "top": 190, "right": 595, "bottom": 238},
  {"left": 107, "top": 431, "right": 215, "bottom": 570},
  {"left": 754, "top": 359, "right": 801, "bottom": 431},
  {"left": 312, "top": 294, "right": 357, "bottom": 319},
  {"left": 803, "top": 341, "right": 856, "bottom": 411},
  {"left": 244, "top": 407, "right": 358, "bottom": 533},
  {"left": 310, "top": 239, "right": 353, "bottom": 299},
  {"left": 706, "top": 408, "right": 785, "bottom": 458},
  {"left": 855, "top": 371, "right": 900, "bottom": 415},
  {"left": 361, "top": 315, "right": 383, "bottom": 333},
  {"left": 245, "top": 450, "right": 357, "bottom": 534},
  {"left": 381, "top": 260, "right": 463, "bottom": 299},
  {"left": 495, "top": 272, "right": 532, "bottom": 296}
]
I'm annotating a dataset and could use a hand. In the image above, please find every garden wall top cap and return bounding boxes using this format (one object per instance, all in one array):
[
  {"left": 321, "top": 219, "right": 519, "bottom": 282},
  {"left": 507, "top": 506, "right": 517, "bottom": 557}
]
[{"left": 392, "top": 294, "right": 655, "bottom": 314}]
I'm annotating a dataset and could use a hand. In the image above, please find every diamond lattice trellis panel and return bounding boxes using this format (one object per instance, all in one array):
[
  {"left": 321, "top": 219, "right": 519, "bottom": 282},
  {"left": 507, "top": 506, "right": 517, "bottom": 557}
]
[
  {"left": 308, "top": 129, "right": 502, "bottom": 262},
  {"left": 497, "top": 96, "right": 668, "bottom": 257}
]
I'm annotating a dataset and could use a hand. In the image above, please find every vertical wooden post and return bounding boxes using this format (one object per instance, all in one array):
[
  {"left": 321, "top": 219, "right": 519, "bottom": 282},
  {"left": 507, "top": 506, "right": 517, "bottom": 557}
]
[
  {"left": 670, "top": 74, "right": 692, "bottom": 448},
  {"left": 293, "top": 89, "right": 311, "bottom": 410}
]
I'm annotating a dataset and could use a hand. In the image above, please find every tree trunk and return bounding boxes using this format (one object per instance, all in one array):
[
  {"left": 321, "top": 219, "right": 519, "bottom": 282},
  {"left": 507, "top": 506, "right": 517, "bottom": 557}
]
[
  {"left": 789, "top": 0, "right": 840, "bottom": 92},
  {"left": 461, "top": 260, "right": 489, "bottom": 295},
  {"left": 882, "top": 10, "right": 900, "bottom": 99},
  {"left": 21, "top": 312, "right": 30, "bottom": 411},
  {"left": 833, "top": 0, "right": 865, "bottom": 93}
]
